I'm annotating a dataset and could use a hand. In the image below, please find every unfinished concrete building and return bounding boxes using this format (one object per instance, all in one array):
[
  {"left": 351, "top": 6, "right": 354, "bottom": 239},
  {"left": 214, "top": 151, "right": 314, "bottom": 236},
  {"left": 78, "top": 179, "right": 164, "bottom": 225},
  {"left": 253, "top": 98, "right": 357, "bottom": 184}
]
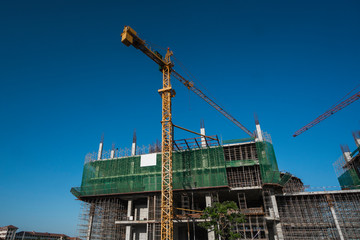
[
  {"left": 333, "top": 131, "right": 360, "bottom": 190},
  {"left": 71, "top": 122, "right": 360, "bottom": 240}
]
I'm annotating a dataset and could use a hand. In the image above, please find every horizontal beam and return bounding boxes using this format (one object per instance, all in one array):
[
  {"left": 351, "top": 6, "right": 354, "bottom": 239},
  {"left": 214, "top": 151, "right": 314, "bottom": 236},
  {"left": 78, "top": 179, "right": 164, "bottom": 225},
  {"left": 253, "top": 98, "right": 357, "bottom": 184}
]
[{"left": 173, "top": 124, "right": 218, "bottom": 141}]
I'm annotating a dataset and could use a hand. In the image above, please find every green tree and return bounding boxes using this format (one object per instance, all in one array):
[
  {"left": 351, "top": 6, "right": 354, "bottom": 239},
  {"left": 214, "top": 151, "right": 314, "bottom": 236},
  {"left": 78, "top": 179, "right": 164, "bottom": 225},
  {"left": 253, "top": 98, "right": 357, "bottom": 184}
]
[{"left": 199, "top": 201, "right": 245, "bottom": 240}]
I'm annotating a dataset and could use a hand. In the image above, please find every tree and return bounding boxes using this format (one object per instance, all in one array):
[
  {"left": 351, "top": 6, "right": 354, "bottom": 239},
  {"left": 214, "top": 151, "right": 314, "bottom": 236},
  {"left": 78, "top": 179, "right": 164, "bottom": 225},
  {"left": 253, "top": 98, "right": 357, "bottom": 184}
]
[{"left": 199, "top": 201, "right": 245, "bottom": 240}]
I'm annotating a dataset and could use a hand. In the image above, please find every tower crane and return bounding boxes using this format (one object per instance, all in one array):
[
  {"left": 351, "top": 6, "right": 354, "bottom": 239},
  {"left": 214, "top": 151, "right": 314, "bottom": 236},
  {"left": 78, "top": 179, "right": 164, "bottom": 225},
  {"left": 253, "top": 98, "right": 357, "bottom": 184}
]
[
  {"left": 293, "top": 89, "right": 360, "bottom": 137},
  {"left": 121, "top": 26, "right": 252, "bottom": 240}
]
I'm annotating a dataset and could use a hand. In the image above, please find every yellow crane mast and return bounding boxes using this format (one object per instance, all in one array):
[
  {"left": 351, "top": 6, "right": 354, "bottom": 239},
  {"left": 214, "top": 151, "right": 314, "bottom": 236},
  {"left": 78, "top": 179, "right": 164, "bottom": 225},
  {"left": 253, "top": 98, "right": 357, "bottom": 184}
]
[
  {"left": 121, "top": 25, "right": 253, "bottom": 240},
  {"left": 121, "top": 26, "right": 175, "bottom": 240},
  {"left": 158, "top": 49, "right": 175, "bottom": 240}
]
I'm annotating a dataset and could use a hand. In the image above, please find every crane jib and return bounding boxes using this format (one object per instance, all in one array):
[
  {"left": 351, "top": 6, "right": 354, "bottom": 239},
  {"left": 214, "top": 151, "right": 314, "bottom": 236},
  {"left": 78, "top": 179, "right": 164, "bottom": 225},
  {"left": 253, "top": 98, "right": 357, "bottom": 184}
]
[{"left": 171, "top": 70, "right": 253, "bottom": 137}]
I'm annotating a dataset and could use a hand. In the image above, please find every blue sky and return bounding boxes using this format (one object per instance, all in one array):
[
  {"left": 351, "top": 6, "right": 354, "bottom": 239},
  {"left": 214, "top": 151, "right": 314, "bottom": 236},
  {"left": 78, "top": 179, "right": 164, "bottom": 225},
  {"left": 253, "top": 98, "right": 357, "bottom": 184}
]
[{"left": 1, "top": 0, "right": 359, "bottom": 237}]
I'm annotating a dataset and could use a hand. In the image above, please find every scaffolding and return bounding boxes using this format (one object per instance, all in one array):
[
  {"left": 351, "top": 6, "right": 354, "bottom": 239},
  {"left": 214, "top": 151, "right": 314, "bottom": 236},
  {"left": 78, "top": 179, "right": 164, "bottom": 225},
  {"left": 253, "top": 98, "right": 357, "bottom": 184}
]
[
  {"left": 235, "top": 216, "right": 267, "bottom": 240},
  {"left": 223, "top": 139, "right": 291, "bottom": 187},
  {"left": 281, "top": 173, "right": 305, "bottom": 193},
  {"left": 227, "top": 166, "right": 262, "bottom": 188},
  {"left": 333, "top": 155, "right": 360, "bottom": 189},
  {"left": 276, "top": 190, "right": 360, "bottom": 239},
  {"left": 78, "top": 198, "right": 126, "bottom": 240},
  {"left": 223, "top": 142, "right": 258, "bottom": 161}
]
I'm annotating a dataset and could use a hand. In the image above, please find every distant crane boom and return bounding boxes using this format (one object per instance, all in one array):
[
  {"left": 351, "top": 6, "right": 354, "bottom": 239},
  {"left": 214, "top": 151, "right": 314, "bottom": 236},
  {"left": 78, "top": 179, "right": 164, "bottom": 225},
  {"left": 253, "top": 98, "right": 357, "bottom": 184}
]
[{"left": 293, "top": 90, "right": 360, "bottom": 137}]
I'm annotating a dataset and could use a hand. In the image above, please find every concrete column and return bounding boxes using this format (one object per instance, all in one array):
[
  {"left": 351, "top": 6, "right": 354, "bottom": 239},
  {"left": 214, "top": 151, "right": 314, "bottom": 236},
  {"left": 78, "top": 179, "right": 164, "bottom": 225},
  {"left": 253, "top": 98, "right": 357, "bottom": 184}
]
[
  {"left": 87, "top": 204, "right": 95, "bottom": 240},
  {"left": 341, "top": 145, "right": 352, "bottom": 162},
  {"left": 110, "top": 143, "right": 115, "bottom": 159},
  {"left": 255, "top": 117, "right": 263, "bottom": 142},
  {"left": 201, "top": 120, "right": 206, "bottom": 147},
  {"left": 327, "top": 195, "right": 345, "bottom": 240},
  {"left": 343, "top": 151, "right": 352, "bottom": 162},
  {"left": 131, "top": 130, "right": 137, "bottom": 156},
  {"left": 270, "top": 195, "right": 284, "bottom": 240},
  {"left": 205, "top": 195, "right": 215, "bottom": 240},
  {"left": 353, "top": 131, "right": 360, "bottom": 148},
  {"left": 125, "top": 200, "right": 133, "bottom": 240},
  {"left": 330, "top": 206, "right": 345, "bottom": 240},
  {"left": 97, "top": 135, "right": 104, "bottom": 160},
  {"left": 146, "top": 197, "right": 150, "bottom": 240}
]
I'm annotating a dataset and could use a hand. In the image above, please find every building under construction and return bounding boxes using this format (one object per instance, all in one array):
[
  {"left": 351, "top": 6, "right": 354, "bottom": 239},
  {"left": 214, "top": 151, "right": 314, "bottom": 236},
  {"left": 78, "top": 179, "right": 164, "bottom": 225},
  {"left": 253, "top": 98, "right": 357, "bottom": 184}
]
[
  {"left": 71, "top": 122, "right": 360, "bottom": 240},
  {"left": 333, "top": 131, "right": 360, "bottom": 191}
]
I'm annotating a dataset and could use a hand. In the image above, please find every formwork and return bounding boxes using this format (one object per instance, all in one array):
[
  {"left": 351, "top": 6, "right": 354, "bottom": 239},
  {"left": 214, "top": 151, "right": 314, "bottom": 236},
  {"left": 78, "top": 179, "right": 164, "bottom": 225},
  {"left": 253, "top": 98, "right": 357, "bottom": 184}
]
[{"left": 276, "top": 190, "right": 360, "bottom": 239}]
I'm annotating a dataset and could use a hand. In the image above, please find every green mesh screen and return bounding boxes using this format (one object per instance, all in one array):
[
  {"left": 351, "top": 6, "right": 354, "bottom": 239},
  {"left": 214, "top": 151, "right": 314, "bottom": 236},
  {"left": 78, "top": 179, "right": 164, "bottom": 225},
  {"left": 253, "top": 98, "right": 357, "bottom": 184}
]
[
  {"left": 222, "top": 137, "right": 255, "bottom": 144},
  {"left": 255, "top": 141, "right": 289, "bottom": 185},
  {"left": 338, "top": 168, "right": 360, "bottom": 189},
  {"left": 71, "top": 146, "right": 228, "bottom": 197}
]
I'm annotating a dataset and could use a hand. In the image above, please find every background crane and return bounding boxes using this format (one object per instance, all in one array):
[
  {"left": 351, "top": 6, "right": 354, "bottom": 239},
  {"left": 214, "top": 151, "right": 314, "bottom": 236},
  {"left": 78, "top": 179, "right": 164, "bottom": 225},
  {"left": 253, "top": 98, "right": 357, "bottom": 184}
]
[
  {"left": 293, "top": 88, "right": 360, "bottom": 137},
  {"left": 121, "top": 26, "right": 252, "bottom": 240}
]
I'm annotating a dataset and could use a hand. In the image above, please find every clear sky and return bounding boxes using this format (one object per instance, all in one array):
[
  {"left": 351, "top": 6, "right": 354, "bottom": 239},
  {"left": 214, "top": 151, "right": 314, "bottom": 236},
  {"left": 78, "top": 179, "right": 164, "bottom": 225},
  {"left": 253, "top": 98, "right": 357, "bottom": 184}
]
[{"left": 1, "top": 0, "right": 359, "bottom": 237}]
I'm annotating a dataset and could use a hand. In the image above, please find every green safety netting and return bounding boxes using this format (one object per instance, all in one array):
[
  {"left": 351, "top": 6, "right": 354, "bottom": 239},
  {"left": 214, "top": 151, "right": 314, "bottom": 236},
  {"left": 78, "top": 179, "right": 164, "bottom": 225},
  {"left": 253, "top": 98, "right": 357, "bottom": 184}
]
[
  {"left": 255, "top": 141, "right": 290, "bottom": 186},
  {"left": 222, "top": 137, "right": 255, "bottom": 144},
  {"left": 71, "top": 146, "right": 228, "bottom": 197},
  {"left": 338, "top": 168, "right": 360, "bottom": 189}
]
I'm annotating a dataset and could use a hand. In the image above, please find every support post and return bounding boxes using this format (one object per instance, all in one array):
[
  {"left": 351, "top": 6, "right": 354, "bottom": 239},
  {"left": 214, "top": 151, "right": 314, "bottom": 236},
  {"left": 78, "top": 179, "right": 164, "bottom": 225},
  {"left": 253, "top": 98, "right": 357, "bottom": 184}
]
[
  {"left": 110, "top": 143, "right": 115, "bottom": 159},
  {"left": 86, "top": 204, "right": 95, "bottom": 240},
  {"left": 327, "top": 195, "right": 345, "bottom": 240},
  {"left": 352, "top": 131, "right": 360, "bottom": 148},
  {"left": 97, "top": 134, "right": 104, "bottom": 160},
  {"left": 270, "top": 195, "right": 284, "bottom": 240},
  {"left": 125, "top": 200, "right": 133, "bottom": 240},
  {"left": 205, "top": 195, "right": 215, "bottom": 240},
  {"left": 131, "top": 130, "right": 137, "bottom": 156},
  {"left": 255, "top": 116, "right": 263, "bottom": 142},
  {"left": 341, "top": 145, "right": 352, "bottom": 162},
  {"left": 200, "top": 120, "right": 206, "bottom": 147}
]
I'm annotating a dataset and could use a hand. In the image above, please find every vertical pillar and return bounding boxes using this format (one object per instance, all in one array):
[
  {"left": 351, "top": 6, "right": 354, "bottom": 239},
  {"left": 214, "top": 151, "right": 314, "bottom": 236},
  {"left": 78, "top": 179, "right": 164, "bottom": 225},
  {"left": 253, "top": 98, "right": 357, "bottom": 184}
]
[
  {"left": 340, "top": 145, "right": 352, "bottom": 163},
  {"left": 125, "top": 200, "right": 133, "bottom": 240},
  {"left": 353, "top": 131, "right": 360, "bottom": 148},
  {"left": 131, "top": 130, "right": 137, "bottom": 156},
  {"left": 146, "top": 197, "right": 151, "bottom": 240},
  {"left": 205, "top": 195, "right": 215, "bottom": 240},
  {"left": 270, "top": 195, "right": 284, "bottom": 240},
  {"left": 200, "top": 120, "right": 206, "bottom": 147},
  {"left": 327, "top": 195, "right": 345, "bottom": 240},
  {"left": 254, "top": 115, "right": 263, "bottom": 142},
  {"left": 97, "top": 134, "right": 104, "bottom": 160},
  {"left": 87, "top": 204, "right": 95, "bottom": 240},
  {"left": 110, "top": 143, "right": 115, "bottom": 159}
]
